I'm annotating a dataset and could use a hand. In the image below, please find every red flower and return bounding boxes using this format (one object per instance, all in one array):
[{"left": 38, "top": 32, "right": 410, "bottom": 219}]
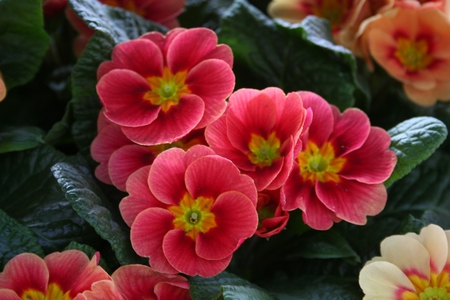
[
  {"left": 0, "top": 250, "right": 110, "bottom": 299},
  {"left": 91, "top": 109, "right": 206, "bottom": 191},
  {"left": 256, "top": 189, "right": 290, "bottom": 238},
  {"left": 205, "top": 87, "right": 309, "bottom": 191},
  {"left": 121, "top": 145, "right": 258, "bottom": 277},
  {"left": 79, "top": 265, "right": 191, "bottom": 300},
  {"left": 96, "top": 28, "right": 235, "bottom": 146},
  {"left": 282, "top": 92, "right": 397, "bottom": 230}
]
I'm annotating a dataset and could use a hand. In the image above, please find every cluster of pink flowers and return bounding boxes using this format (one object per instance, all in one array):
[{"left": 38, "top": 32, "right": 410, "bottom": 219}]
[
  {"left": 0, "top": 250, "right": 191, "bottom": 300},
  {"left": 91, "top": 25, "right": 397, "bottom": 278},
  {"left": 268, "top": 0, "right": 450, "bottom": 106}
]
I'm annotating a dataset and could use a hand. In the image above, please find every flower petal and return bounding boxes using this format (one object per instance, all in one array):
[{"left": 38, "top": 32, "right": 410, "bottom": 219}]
[
  {"left": 196, "top": 191, "right": 258, "bottom": 260},
  {"left": 121, "top": 94, "right": 205, "bottom": 145},
  {"left": 97, "top": 69, "right": 160, "bottom": 127},
  {"left": 316, "top": 179, "right": 387, "bottom": 225},
  {"left": 108, "top": 144, "right": 156, "bottom": 191},
  {"left": 148, "top": 148, "right": 187, "bottom": 206},
  {"left": 339, "top": 127, "right": 396, "bottom": 184},
  {"left": 163, "top": 229, "right": 233, "bottom": 277},
  {"left": 131, "top": 208, "right": 178, "bottom": 274},
  {"left": 0, "top": 253, "right": 48, "bottom": 296}
]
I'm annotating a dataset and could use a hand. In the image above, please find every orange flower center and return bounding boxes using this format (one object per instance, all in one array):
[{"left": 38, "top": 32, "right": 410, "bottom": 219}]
[
  {"left": 395, "top": 38, "right": 433, "bottom": 72},
  {"left": 101, "top": 0, "right": 145, "bottom": 17},
  {"left": 401, "top": 269, "right": 450, "bottom": 299},
  {"left": 312, "top": 0, "right": 351, "bottom": 29},
  {"left": 248, "top": 132, "right": 281, "bottom": 168},
  {"left": 298, "top": 141, "right": 346, "bottom": 183},
  {"left": 168, "top": 193, "right": 217, "bottom": 240},
  {"left": 144, "top": 67, "right": 191, "bottom": 112},
  {"left": 21, "top": 283, "right": 71, "bottom": 300}
]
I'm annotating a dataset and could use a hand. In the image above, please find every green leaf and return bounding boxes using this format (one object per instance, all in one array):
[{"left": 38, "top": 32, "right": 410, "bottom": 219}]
[
  {"left": 68, "top": 0, "right": 166, "bottom": 44},
  {"left": 218, "top": 0, "right": 367, "bottom": 110},
  {"left": 179, "top": 0, "right": 234, "bottom": 29},
  {"left": 51, "top": 162, "right": 144, "bottom": 265},
  {"left": 0, "top": 126, "right": 45, "bottom": 154},
  {"left": 0, "top": 0, "right": 49, "bottom": 89},
  {"left": 0, "top": 144, "right": 99, "bottom": 252},
  {"left": 45, "top": 101, "right": 75, "bottom": 146},
  {"left": 267, "top": 276, "right": 362, "bottom": 300},
  {"left": 0, "top": 208, "right": 44, "bottom": 269},
  {"left": 189, "top": 271, "right": 274, "bottom": 300},
  {"left": 287, "top": 229, "right": 360, "bottom": 263},
  {"left": 384, "top": 150, "right": 450, "bottom": 229},
  {"left": 385, "top": 116, "right": 448, "bottom": 188}
]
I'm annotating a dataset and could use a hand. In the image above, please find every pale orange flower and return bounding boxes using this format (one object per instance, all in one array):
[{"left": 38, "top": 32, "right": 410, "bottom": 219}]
[
  {"left": 0, "top": 71, "right": 6, "bottom": 102},
  {"left": 358, "top": 6, "right": 450, "bottom": 105}
]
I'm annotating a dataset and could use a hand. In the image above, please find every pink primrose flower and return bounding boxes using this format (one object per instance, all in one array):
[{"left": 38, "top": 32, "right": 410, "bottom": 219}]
[
  {"left": 255, "top": 189, "right": 290, "bottom": 238},
  {"left": 358, "top": 6, "right": 450, "bottom": 105},
  {"left": 205, "top": 87, "right": 309, "bottom": 191},
  {"left": 0, "top": 250, "right": 110, "bottom": 300},
  {"left": 282, "top": 92, "right": 397, "bottom": 230},
  {"left": 359, "top": 224, "right": 450, "bottom": 299},
  {"left": 79, "top": 265, "right": 191, "bottom": 300},
  {"left": 96, "top": 27, "right": 235, "bottom": 146},
  {"left": 91, "top": 109, "right": 206, "bottom": 191},
  {"left": 122, "top": 145, "right": 258, "bottom": 277}
]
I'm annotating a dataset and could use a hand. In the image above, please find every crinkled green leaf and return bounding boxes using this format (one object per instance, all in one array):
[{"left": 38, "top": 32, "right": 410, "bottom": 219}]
[
  {"left": 385, "top": 116, "right": 448, "bottom": 188},
  {"left": 287, "top": 229, "right": 360, "bottom": 263},
  {"left": 0, "top": 144, "right": 98, "bottom": 252},
  {"left": 0, "top": 0, "right": 49, "bottom": 89},
  {"left": 0, "top": 126, "right": 45, "bottom": 154},
  {"left": 68, "top": 0, "right": 166, "bottom": 44},
  {"left": 384, "top": 151, "right": 450, "bottom": 229},
  {"left": 267, "top": 276, "right": 362, "bottom": 300},
  {"left": 218, "top": 0, "right": 368, "bottom": 110},
  {"left": 0, "top": 208, "right": 44, "bottom": 269},
  {"left": 179, "top": 0, "right": 234, "bottom": 29},
  {"left": 189, "top": 271, "right": 274, "bottom": 300},
  {"left": 51, "top": 162, "right": 144, "bottom": 265}
]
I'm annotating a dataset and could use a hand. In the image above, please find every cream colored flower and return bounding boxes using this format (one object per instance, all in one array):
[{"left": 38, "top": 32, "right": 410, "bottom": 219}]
[{"left": 359, "top": 224, "right": 450, "bottom": 299}]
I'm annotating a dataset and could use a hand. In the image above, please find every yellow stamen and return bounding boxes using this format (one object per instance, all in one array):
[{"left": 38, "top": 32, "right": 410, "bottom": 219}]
[
  {"left": 168, "top": 193, "right": 217, "bottom": 240},
  {"left": 298, "top": 141, "right": 346, "bottom": 183},
  {"left": 395, "top": 38, "right": 433, "bottom": 72},
  {"left": 144, "top": 67, "right": 190, "bottom": 112},
  {"left": 248, "top": 132, "right": 281, "bottom": 168}
]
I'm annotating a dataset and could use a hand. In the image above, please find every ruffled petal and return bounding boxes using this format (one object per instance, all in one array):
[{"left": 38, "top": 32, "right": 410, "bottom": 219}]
[
  {"left": 163, "top": 229, "right": 233, "bottom": 277},
  {"left": 130, "top": 208, "right": 178, "bottom": 274},
  {"left": 121, "top": 94, "right": 205, "bottom": 145},
  {"left": 196, "top": 191, "right": 258, "bottom": 260}
]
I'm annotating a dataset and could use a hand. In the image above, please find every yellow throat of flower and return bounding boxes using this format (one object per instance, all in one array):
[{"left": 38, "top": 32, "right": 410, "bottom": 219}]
[
  {"left": 298, "top": 141, "right": 346, "bottom": 183},
  {"left": 21, "top": 283, "right": 72, "bottom": 300},
  {"left": 395, "top": 38, "right": 433, "bottom": 72},
  {"left": 168, "top": 193, "right": 217, "bottom": 240},
  {"left": 248, "top": 132, "right": 281, "bottom": 168},
  {"left": 144, "top": 67, "right": 191, "bottom": 112},
  {"left": 312, "top": 0, "right": 350, "bottom": 29}
]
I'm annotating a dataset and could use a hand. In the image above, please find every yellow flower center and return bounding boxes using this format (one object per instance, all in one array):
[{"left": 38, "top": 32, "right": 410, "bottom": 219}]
[
  {"left": 22, "top": 283, "right": 71, "bottom": 300},
  {"left": 168, "top": 193, "right": 217, "bottom": 240},
  {"left": 395, "top": 38, "right": 433, "bottom": 72},
  {"left": 298, "top": 141, "right": 346, "bottom": 183},
  {"left": 248, "top": 132, "right": 281, "bottom": 168},
  {"left": 312, "top": 0, "right": 351, "bottom": 29},
  {"left": 144, "top": 67, "right": 191, "bottom": 112},
  {"left": 401, "top": 270, "right": 450, "bottom": 300},
  {"left": 102, "top": 0, "right": 146, "bottom": 17}
]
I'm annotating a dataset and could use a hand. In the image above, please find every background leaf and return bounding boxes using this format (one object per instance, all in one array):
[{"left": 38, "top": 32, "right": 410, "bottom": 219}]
[
  {"left": 0, "top": 126, "right": 45, "bottom": 154},
  {"left": 0, "top": 144, "right": 99, "bottom": 253},
  {"left": 0, "top": 208, "right": 45, "bottom": 269},
  {"left": 386, "top": 116, "right": 448, "bottom": 187},
  {"left": 51, "top": 162, "right": 144, "bottom": 265},
  {"left": 0, "top": 0, "right": 49, "bottom": 89}
]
